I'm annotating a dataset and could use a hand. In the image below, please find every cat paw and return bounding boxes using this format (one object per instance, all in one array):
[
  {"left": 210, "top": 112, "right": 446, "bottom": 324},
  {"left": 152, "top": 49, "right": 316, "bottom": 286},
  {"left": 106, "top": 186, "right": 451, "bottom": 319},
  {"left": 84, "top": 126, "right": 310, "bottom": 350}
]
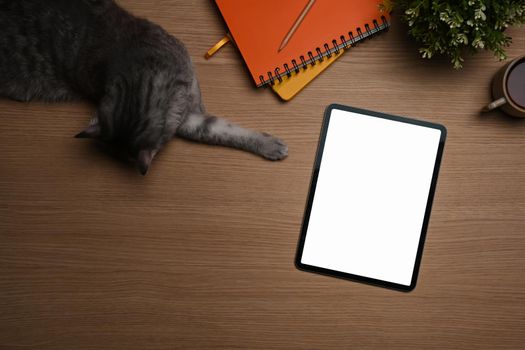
[{"left": 258, "top": 134, "right": 288, "bottom": 160}]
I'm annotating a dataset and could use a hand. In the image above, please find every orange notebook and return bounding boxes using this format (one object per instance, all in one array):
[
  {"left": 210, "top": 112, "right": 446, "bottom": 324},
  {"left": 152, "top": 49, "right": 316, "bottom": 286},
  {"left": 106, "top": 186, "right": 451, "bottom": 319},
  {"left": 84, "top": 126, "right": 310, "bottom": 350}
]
[{"left": 214, "top": 0, "right": 389, "bottom": 87}]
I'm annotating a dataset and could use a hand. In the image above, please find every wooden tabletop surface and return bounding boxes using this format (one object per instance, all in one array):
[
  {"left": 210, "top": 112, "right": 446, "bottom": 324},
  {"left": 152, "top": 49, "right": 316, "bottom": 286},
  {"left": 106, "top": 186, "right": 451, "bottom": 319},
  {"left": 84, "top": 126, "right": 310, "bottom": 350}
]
[{"left": 1, "top": 1, "right": 525, "bottom": 349}]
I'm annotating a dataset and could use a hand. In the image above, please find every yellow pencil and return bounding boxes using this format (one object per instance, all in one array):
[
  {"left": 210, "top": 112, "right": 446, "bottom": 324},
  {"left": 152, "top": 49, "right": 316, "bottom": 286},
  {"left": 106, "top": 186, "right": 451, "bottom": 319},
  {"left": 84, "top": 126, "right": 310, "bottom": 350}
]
[{"left": 278, "top": 0, "right": 316, "bottom": 52}]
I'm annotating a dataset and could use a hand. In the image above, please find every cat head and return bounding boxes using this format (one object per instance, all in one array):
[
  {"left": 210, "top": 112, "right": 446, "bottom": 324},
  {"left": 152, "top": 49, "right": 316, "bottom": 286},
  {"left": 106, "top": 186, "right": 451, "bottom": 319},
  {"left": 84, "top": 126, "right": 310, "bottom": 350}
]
[
  {"left": 75, "top": 116, "right": 160, "bottom": 175},
  {"left": 75, "top": 60, "right": 191, "bottom": 175}
]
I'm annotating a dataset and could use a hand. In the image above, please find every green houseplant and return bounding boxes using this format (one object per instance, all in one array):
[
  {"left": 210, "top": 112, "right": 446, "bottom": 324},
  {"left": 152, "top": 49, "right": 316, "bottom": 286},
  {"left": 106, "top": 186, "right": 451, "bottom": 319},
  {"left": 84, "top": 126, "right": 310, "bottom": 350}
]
[{"left": 382, "top": 0, "right": 525, "bottom": 68}]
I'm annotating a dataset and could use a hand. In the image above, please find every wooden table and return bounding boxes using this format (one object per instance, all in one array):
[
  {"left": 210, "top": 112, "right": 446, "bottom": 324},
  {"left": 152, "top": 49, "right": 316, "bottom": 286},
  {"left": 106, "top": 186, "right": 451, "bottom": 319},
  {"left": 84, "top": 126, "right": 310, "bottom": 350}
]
[{"left": 1, "top": 1, "right": 524, "bottom": 349}]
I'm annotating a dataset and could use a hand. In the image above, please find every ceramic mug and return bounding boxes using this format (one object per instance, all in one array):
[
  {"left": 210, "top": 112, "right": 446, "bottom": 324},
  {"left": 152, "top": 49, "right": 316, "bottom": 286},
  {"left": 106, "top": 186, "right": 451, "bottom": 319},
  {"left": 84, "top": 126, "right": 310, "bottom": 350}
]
[{"left": 483, "top": 54, "right": 525, "bottom": 118}]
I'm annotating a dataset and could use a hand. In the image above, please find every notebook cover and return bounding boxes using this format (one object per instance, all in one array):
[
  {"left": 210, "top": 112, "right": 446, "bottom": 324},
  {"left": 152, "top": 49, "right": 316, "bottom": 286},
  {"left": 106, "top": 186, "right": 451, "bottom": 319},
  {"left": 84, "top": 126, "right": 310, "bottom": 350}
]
[
  {"left": 271, "top": 48, "right": 346, "bottom": 101},
  {"left": 214, "top": 0, "right": 388, "bottom": 87}
]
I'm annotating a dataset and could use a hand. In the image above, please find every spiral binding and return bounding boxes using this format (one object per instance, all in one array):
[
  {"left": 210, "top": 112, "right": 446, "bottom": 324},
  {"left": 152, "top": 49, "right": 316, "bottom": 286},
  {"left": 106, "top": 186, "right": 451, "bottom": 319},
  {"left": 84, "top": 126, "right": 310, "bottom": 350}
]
[{"left": 258, "top": 15, "right": 390, "bottom": 87}]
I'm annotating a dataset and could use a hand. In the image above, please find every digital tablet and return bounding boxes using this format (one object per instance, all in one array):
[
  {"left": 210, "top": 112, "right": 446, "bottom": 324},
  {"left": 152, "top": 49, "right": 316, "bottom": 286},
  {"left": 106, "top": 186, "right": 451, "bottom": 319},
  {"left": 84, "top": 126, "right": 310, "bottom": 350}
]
[{"left": 296, "top": 104, "right": 446, "bottom": 291}]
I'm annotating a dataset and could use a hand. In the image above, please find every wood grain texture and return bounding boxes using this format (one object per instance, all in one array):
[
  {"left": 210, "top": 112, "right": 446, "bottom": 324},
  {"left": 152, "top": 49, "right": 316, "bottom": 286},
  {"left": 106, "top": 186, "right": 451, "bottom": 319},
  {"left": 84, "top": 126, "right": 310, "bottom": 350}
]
[{"left": 1, "top": 1, "right": 525, "bottom": 349}]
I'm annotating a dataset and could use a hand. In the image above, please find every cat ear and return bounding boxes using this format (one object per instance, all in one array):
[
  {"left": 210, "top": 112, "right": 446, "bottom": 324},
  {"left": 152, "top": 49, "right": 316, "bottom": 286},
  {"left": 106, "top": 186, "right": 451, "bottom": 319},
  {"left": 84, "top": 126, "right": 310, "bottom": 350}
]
[
  {"left": 75, "top": 119, "right": 101, "bottom": 139},
  {"left": 137, "top": 149, "right": 155, "bottom": 176}
]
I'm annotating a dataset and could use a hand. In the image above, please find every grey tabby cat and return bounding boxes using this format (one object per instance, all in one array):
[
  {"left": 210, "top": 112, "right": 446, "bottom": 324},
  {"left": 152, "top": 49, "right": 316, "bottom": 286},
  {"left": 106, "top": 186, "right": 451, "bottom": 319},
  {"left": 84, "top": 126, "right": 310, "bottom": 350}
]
[{"left": 0, "top": 0, "right": 288, "bottom": 174}]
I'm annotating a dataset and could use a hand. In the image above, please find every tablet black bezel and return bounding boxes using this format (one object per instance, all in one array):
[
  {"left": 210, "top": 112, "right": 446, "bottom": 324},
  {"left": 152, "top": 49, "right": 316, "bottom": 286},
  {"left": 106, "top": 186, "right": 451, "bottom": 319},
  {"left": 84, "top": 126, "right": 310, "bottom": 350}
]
[{"left": 295, "top": 104, "right": 447, "bottom": 292}]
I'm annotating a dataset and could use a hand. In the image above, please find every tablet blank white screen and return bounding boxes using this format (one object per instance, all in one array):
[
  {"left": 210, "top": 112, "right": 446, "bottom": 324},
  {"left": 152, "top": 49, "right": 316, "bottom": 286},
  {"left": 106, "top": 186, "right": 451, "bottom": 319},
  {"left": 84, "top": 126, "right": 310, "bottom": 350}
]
[{"left": 301, "top": 109, "right": 442, "bottom": 286}]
